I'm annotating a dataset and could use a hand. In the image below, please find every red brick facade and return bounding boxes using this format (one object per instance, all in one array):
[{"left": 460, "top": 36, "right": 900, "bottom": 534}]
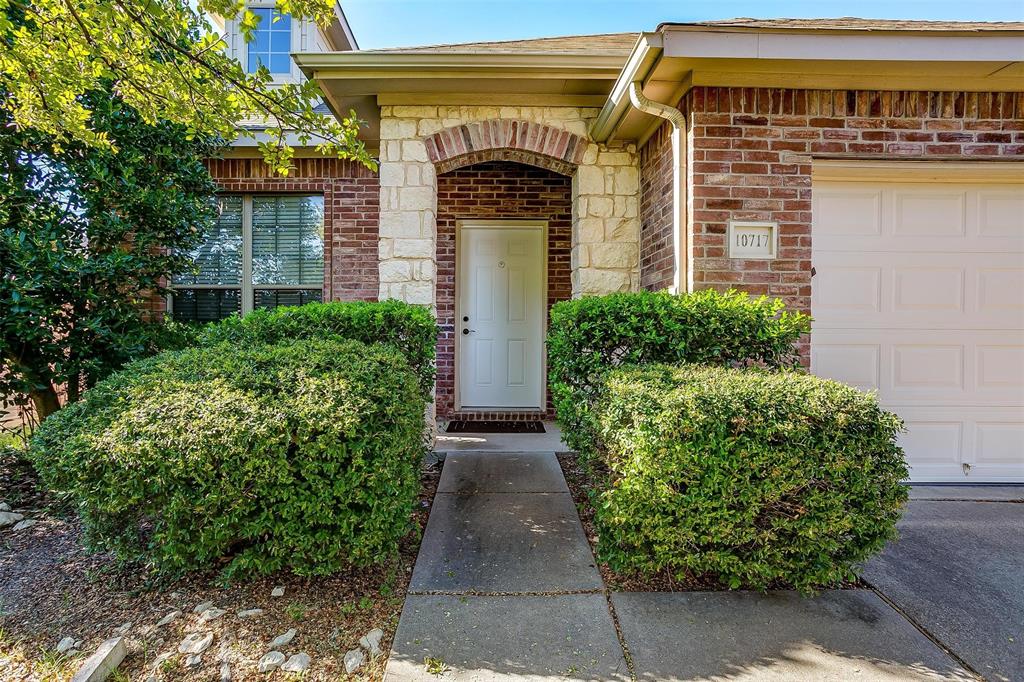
[
  {"left": 639, "top": 88, "right": 1024, "bottom": 316},
  {"left": 435, "top": 161, "right": 573, "bottom": 421},
  {"left": 639, "top": 122, "right": 675, "bottom": 291},
  {"left": 205, "top": 157, "right": 380, "bottom": 303}
]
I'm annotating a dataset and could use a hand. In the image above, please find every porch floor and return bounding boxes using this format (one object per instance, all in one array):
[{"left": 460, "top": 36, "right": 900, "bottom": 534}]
[{"left": 433, "top": 421, "right": 568, "bottom": 454}]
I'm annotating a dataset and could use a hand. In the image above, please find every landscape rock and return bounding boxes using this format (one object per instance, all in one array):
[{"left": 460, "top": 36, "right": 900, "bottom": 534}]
[
  {"left": 269, "top": 628, "right": 297, "bottom": 648},
  {"left": 270, "top": 586, "right": 285, "bottom": 598},
  {"left": 185, "top": 653, "right": 202, "bottom": 667},
  {"left": 156, "top": 610, "right": 182, "bottom": 627},
  {"left": 70, "top": 637, "right": 125, "bottom": 682},
  {"left": 0, "top": 511, "right": 24, "bottom": 528},
  {"left": 344, "top": 648, "right": 365, "bottom": 674},
  {"left": 198, "top": 608, "right": 227, "bottom": 623},
  {"left": 257, "top": 651, "right": 285, "bottom": 673},
  {"left": 0, "top": 502, "right": 9, "bottom": 511},
  {"left": 150, "top": 652, "right": 173, "bottom": 670},
  {"left": 178, "top": 632, "right": 214, "bottom": 655},
  {"left": 359, "top": 628, "right": 384, "bottom": 657},
  {"left": 193, "top": 600, "right": 214, "bottom": 614},
  {"left": 56, "top": 637, "right": 76, "bottom": 655},
  {"left": 220, "top": 662, "right": 232, "bottom": 681},
  {"left": 236, "top": 608, "right": 264, "bottom": 619},
  {"left": 112, "top": 622, "right": 132, "bottom": 636},
  {"left": 11, "top": 519, "right": 37, "bottom": 531},
  {"left": 282, "top": 653, "right": 310, "bottom": 673}
]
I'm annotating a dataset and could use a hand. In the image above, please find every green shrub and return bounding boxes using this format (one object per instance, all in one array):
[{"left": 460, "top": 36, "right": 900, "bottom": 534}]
[
  {"left": 29, "top": 338, "right": 427, "bottom": 578},
  {"left": 199, "top": 300, "right": 438, "bottom": 397},
  {"left": 588, "top": 363, "right": 908, "bottom": 592},
  {"left": 547, "top": 290, "right": 811, "bottom": 455},
  {"left": 146, "top": 318, "right": 209, "bottom": 352}
]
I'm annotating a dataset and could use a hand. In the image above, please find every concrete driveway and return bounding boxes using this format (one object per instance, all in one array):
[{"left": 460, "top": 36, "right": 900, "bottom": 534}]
[{"left": 863, "top": 486, "right": 1024, "bottom": 682}]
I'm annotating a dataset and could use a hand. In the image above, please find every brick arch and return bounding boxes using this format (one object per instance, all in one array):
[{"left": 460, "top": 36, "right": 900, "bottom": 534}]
[{"left": 425, "top": 120, "right": 587, "bottom": 176}]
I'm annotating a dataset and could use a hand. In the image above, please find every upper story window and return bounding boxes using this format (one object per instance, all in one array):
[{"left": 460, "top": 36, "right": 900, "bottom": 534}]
[
  {"left": 246, "top": 8, "right": 293, "bottom": 75},
  {"left": 171, "top": 194, "right": 325, "bottom": 321}
]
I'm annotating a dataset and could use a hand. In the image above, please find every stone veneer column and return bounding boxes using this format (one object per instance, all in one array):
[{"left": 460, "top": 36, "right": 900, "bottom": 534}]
[
  {"left": 377, "top": 106, "right": 437, "bottom": 305},
  {"left": 571, "top": 144, "right": 640, "bottom": 296}
]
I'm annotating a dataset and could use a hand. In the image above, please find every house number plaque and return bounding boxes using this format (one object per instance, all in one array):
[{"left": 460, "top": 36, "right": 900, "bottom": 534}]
[{"left": 728, "top": 220, "right": 778, "bottom": 260}]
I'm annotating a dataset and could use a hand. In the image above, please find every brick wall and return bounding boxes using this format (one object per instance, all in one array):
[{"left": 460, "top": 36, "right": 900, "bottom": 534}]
[
  {"left": 435, "top": 161, "right": 573, "bottom": 420},
  {"left": 639, "top": 121, "right": 675, "bottom": 291},
  {"left": 206, "top": 157, "right": 380, "bottom": 303},
  {"left": 683, "top": 88, "right": 1024, "bottom": 322}
]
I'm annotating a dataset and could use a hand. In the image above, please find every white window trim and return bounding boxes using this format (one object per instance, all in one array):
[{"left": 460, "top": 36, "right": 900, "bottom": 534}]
[
  {"left": 238, "top": 0, "right": 300, "bottom": 84},
  {"left": 167, "top": 193, "right": 324, "bottom": 318}
]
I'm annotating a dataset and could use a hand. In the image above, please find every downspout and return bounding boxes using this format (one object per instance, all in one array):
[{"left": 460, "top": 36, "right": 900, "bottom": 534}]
[{"left": 627, "top": 82, "right": 689, "bottom": 294}]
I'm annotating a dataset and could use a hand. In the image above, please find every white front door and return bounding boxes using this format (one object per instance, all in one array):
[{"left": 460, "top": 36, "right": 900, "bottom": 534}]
[
  {"left": 458, "top": 222, "right": 545, "bottom": 410},
  {"left": 811, "top": 164, "right": 1024, "bottom": 482}
]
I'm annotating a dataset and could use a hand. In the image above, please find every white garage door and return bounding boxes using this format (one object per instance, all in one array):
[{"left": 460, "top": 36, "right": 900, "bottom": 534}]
[{"left": 811, "top": 162, "right": 1024, "bottom": 483}]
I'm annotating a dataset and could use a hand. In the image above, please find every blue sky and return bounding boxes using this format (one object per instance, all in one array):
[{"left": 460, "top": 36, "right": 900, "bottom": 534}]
[{"left": 342, "top": 0, "right": 1023, "bottom": 49}]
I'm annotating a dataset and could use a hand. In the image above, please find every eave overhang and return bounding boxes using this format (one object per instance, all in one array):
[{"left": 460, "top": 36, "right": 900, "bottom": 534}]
[
  {"left": 593, "top": 25, "right": 1024, "bottom": 144},
  {"left": 294, "top": 51, "right": 629, "bottom": 146}
]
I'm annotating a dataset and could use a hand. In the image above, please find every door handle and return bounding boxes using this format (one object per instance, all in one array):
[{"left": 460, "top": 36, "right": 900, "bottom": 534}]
[{"left": 462, "top": 328, "right": 476, "bottom": 335}]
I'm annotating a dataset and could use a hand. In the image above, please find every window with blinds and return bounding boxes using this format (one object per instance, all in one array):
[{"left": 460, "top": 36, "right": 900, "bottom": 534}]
[{"left": 171, "top": 194, "right": 324, "bottom": 322}]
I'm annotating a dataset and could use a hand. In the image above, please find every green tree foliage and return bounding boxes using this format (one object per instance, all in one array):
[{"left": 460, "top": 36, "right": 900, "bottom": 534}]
[
  {"left": 586, "top": 364, "right": 908, "bottom": 593},
  {"left": 30, "top": 338, "right": 427, "bottom": 578},
  {"left": 0, "top": 0, "right": 371, "bottom": 173},
  {"left": 0, "top": 90, "right": 219, "bottom": 419}
]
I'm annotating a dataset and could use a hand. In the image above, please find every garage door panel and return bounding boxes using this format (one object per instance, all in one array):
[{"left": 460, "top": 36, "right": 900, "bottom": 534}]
[
  {"left": 977, "top": 268, "right": 1024, "bottom": 314},
  {"left": 811, "top": 343, "right": 880, "bottom": 391},
  {"left": 814, "top": 187, "right": 882, "bottom": 236},
  {"left": 812, "top": 171, "right": 1023, "bottom": 483},
  {"left": 978, "top": 190, "right": 1024, "bottom": 237},
  {"left": 892, "top": 189, "right": 966, "bottom": 238},
  {"left": 811, "top": 265, "right": 881, "bottom": 314},
  {"left": 977, "top": 345, "right": 1024, "bottom": 390},
  {"left": 893, "top": 267, "right": 963, "bottom": 312},
  {"left": 883, "top": 406, "right": 1024, "bottom": 482},
  {"left": 814, "top": 181, "right": 1024, "bottom": 254},
  {"left": 812, "top": 252, "right": 1023, "bottom": 328},
  {"left": 813, "top": 329, "right": 1023, "bottom": 405},
  {"left": 892, "top": 344, "right": 963, "bottom": 390},
  {"left": 973, "top": 422, "right": 1024, "bottom": 482}
]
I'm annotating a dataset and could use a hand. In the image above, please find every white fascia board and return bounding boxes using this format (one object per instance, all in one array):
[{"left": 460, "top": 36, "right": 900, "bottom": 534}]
[
  {"left": 661, "top": 28, "right": 1024, "bottom": 63},
  {"left": 294, "top": 52, "right": 626, "bottom": 78},
  {"left": 317, "top": 1, "right": 358, "bottom": 51},
  {"left": 589, "top": 33, "right": 663, "bottom": 143}
]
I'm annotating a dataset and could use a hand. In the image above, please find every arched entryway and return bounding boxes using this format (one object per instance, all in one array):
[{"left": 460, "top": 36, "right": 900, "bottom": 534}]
[{"left": 433, "top": 154, "right": 573, "bottom": 422}]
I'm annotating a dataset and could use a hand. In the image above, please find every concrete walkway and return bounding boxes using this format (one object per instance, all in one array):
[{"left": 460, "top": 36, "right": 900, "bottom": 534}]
[
  {"left": 385, "top": 448, "right": 985, "bottom": 681},
  {"left": 386, "top": 451, "right": 628, "bottom": 681}
]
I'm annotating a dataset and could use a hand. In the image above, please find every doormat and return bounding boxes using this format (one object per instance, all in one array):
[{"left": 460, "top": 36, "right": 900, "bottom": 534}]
[{"left": 445, "top": 421, "right": 546, "bottom": 434}]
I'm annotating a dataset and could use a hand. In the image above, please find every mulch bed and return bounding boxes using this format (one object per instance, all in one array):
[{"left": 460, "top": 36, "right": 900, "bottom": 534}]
[{"left": 0, "top": 447, "right": 441, "bottom": 681}]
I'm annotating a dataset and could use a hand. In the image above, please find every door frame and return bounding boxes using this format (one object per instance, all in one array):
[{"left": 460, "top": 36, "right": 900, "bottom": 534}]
[{"left": 454, "top": 219, "right": 549, "bottom": 412}]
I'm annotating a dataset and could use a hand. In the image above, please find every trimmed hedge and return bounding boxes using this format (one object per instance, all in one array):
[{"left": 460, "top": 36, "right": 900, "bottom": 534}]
[
  {"left": 548, "top": 290, "right": 811, "bottom": 456},
  {"left": 199, "top": 300, "right": 439, "bottom": 397},
  {"left": 588, "top": 363, "right": 908, "bottom": 592},
  {"left": 30, "top": 338, "right": 426, "bottom": 578}
]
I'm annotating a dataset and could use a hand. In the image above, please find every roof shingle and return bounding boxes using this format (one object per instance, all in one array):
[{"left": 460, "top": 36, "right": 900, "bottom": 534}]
[
  {"left": 685, "top": 17, "right": 1024, "bottom": 31},
  {"left": 358, "top": 32, "right": 639, "bottom": 55}
]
